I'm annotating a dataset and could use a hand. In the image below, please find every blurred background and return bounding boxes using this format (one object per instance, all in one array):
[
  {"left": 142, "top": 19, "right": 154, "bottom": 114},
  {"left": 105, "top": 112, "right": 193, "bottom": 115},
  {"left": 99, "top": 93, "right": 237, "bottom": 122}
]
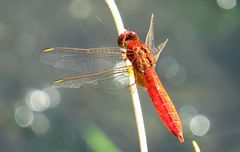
[{"left": 0, "top": 0, "right": 239, "bottom": 151}]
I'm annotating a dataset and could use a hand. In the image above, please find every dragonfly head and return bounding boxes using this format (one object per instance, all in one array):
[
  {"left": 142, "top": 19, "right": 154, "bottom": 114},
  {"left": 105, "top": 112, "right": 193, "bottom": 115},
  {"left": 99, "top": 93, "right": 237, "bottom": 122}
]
[{"left": 118, "top": 31, "right": 139, "bottom": 48}]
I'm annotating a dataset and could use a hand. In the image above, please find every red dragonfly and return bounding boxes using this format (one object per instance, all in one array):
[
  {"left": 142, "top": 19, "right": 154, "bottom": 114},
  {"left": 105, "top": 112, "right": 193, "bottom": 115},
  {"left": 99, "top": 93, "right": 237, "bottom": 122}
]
[{"left": 41, "top": 15, "right": 184, "bottom": 143}]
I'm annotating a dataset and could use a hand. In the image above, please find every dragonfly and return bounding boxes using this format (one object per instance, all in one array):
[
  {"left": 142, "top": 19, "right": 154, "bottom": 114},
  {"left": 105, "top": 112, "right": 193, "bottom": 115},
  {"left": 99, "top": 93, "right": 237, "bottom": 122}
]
[{"left": 40, "top": 15, "right": 184, "bottom": 143}]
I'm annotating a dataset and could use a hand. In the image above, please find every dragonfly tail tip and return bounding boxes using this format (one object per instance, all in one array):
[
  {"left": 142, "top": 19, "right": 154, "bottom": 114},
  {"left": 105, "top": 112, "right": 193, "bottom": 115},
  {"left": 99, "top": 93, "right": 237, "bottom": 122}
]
[{"left": 177, "top": 132, "right": 184, "bottom": 143}]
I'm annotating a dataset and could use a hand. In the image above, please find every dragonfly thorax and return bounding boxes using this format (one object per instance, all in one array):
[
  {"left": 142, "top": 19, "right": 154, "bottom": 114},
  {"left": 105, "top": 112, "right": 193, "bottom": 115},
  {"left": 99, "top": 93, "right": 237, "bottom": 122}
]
[
  {"left": 126, "top": 41, "right": 155, "bottom": 73},
  {"left": 118, "top": 31, "right": 155, "bottom": 73}
]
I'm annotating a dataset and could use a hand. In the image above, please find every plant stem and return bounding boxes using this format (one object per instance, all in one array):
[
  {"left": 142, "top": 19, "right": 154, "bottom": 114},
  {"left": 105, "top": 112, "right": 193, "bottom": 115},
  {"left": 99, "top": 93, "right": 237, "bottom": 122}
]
[
  {"left": 192, "top": 140, "right": 201, "bottom": 152},
  {"left": 105, "top": 0, "right": 148, "bottom": 151}
]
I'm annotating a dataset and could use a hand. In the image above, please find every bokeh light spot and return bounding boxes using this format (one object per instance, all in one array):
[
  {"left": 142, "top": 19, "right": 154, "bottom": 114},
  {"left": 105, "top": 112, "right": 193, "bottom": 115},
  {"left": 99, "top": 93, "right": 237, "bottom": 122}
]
[
  {"left": 159, "top": 57, "right": 178, "bottom": 79},
  {"left": 68, "top": 0, "right": 93, "bottom": 20},
  {"left": 31, "top": 113, "right": 50, "bottom": 134},
  {"left": 165, "top": 63, "right": 179, "bottom": 79},
  {"left": 43, "top": 87, "right": 61, "bottom": 108},
  {"left": 15, "top": 106, "right": 34, "bottom": 127},
  {"left": 168, "top": 65, "right": 187, "bottom": 86},
  {"left": 190, "top": 115, "right": 210, "bottom": 136},
  {"left": 27, "top": 90, "right": 50, "bottom": 112},
  {"left": 179, "top": 105, "right": 198, "bottom": 126},
  {"left": 217, "top": 0, "right": 237, "bottom": 10},
  {"left": 159, "top": 57, "right": 186, "bottom": 85}
]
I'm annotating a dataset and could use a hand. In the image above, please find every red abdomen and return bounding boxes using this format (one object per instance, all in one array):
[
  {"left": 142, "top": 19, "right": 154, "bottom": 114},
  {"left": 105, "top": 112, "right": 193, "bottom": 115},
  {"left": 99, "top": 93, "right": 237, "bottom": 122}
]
[{"left": 143, "top": 68, "right": 184, "bottom": 143}]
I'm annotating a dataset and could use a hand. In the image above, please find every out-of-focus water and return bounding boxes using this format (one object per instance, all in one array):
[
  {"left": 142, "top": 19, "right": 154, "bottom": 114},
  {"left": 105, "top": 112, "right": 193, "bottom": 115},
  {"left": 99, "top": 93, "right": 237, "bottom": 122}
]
[{"left": 0, "top": 0, "right": 239, "bottom": 151}]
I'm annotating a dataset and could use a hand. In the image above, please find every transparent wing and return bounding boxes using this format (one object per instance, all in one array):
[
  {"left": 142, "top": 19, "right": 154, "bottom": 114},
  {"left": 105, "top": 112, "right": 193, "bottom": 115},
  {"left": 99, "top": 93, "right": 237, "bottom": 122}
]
[
  {"left": 40, "top": 47, "right": 127, "bottom": 74},
  {"left": 50, "top": 65, "right": 133, "bottom": 91},
  {"left": 145, "top": 14, "right": 168, "bottom": 61},
  {"left": 154, "top": 39, "right": 168, "bottom": 61},
  {"left": 145, "top": 14, "right": 157, "bottom": 54}
]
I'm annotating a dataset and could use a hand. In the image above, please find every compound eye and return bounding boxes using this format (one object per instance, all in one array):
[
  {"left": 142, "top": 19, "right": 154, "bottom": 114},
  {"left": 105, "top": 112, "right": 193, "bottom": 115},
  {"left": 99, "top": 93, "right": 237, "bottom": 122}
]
[
  {"left": 129, "top": 31, "right": 137, "bottom": 36},
  {"left": 117, "top": 33, "right": 126, "bottom": 48},
  {"left": 127, "top": 31, "right": 139, "bottom": 41},
  {"left": 117, "top": 31, "right": 139, "bottom": 48}
]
